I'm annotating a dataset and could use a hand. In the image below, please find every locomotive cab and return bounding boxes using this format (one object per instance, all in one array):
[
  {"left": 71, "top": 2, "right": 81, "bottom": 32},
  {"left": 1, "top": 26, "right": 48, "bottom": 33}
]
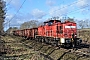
[{"left": 59, "top": 20, "right": 82, "bottom": 47}]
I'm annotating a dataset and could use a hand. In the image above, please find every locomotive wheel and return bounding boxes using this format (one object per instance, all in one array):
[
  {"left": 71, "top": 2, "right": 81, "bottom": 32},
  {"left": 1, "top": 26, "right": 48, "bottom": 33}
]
[
  {"left": 54, "top": 44, "right": 57, "bottom": 46},
  {"left": 37, "top": 38, "right": 39, "bottom": 42},
  {"left": 45, "top": 38, "right": 48, "bottom": 44},
  {"left": 65, "top": 44, "right": 70, "bottom": 48},
  {"left": 72, "top": 44, "right": 77, "bottom": 50},
  {"left": 72, "top": 44, "right": 75, "bottom": 48},
  {"left": 41, "top": 38, "right": 44, "bottom": 43},
  {"left": 54, "top": 41, "right": 58, "bottom": 47}
]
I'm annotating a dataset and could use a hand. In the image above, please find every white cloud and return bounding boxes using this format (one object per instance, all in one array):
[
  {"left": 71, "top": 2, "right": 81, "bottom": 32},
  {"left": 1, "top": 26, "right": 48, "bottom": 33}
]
[
  {"left": 17, "top": 20, "right": 25, "bottom": 24},
  {"left": 48, "top": 0, "right": 90, "bottom": 17},
  {"left": 76, "top": 0, "right": 90, "bottom": 8},
  {"left": 31, "top": 9, "right": 46, "bottom": 19},
  {"left": 46, "top": 0, "right": 55, "bottom": 7},
  {"left": 11, "top": 0, "right": 21, "bottom": 8},
  {"left": 49, "top": 5, "right": 68, "bottom": 17},
  {"left": 4, "top": 12, "right": 32, "bottom": 28},
  {"left": 75, "top": 0, "right": 90, "bottom": 14},
  {"left": 5, "top": 13, "right": 13, "bottom": 20},
  {"left": 3, "top": 0, "right": 10, "bottom": 3},
  {"left": 4, "top": 0, "right": 21, "bottom": 9}
]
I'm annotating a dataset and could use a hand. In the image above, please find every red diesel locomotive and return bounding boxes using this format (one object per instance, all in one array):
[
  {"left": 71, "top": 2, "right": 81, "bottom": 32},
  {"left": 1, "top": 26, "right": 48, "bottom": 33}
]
[{"left": 13, "top": 19, "right": 82, "bottom": 47}]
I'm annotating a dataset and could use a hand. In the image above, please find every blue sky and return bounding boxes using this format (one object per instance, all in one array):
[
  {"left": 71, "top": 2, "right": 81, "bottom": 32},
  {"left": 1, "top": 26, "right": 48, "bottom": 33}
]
[{"left": 3, "top": 0, "right": 90, "bottom": 30}]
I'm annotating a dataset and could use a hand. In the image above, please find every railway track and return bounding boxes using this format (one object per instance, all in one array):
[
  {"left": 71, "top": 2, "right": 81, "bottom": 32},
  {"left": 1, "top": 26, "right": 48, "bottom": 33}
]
[
  {"left": 19, "top": 36, "right": 90, "bottom": 60},
  {"left": 1, "top": 35, "right": 90, "bottom": 60}
]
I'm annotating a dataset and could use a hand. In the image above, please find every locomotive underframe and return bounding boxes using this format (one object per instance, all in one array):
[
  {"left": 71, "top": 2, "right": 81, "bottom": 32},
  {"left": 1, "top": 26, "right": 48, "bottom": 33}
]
[{"left": 35, "top": 35, "right": 82, "bottom": 48}]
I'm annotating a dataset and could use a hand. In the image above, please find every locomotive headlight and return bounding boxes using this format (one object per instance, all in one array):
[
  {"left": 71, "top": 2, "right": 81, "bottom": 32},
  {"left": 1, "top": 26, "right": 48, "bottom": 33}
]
[
  {"left": 61, "top": 38, "right": 65, "bottom": 43},
  {"left": 75, "top": 35, "right": 77, "bottom": 36},
  {"left": 66, "top": 40, "right": 71, "bottom": 43}
]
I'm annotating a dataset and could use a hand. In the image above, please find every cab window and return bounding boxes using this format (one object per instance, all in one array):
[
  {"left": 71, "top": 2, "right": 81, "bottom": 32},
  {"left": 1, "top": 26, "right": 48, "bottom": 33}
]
[{"left": 57, "top": 26, "right": 63, "bottom": 34}]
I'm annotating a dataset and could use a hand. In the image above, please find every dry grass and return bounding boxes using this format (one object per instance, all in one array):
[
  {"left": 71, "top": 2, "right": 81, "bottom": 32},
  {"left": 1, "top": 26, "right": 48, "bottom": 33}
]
[
  {"left": 77, "top": 29, "right": 90, "bottom": 43},
  {"left": 1, "top": 35, "right": 90, "bottom": 60}
]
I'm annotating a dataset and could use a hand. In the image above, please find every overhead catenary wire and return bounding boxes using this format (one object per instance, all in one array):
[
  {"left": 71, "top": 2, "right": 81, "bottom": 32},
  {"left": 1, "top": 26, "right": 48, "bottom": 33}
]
[
  {"left": 52, "top": 1, "right": 90, "bottom": 19},
  {"left": 62, "top": 4, "right": 90, "bottom": 16},
  {"left": 4, "top": 0, "right": 13, "bottom": 11},
  {"left": 53, "top": 0, "right": 80, "bottom": 13},
  {"left": 4, "top": 0, "right": 27, "bottom": 25},
  {"left": 4, "top": 0, "right": 90, "bottom": 25},
  {"left": 52, "top": 0, "right": 90, "bottom": 16},
  {"left": 6, "top": 0, "right": 12, "bottom": 6}
]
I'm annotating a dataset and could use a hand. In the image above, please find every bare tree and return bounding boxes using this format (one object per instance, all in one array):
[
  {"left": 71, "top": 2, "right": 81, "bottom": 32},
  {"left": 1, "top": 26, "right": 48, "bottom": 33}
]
[
  {"left": 84, "top": 19, "right": 90, "bottom": 28},
  {"left": 77, "top": 19, "right": 90, "bottom": 43},
  {"left": 78, "top": 19, "right": 90, "bottom": 29},
  {"left": 78, "top": 20, "right": 84, "bottom": 29},
  {"left": 0, "top": 0, "right": 6, "bottom": 34},
  {"left": 20, "top": 20, "right": 43, "bottom": 29}
]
